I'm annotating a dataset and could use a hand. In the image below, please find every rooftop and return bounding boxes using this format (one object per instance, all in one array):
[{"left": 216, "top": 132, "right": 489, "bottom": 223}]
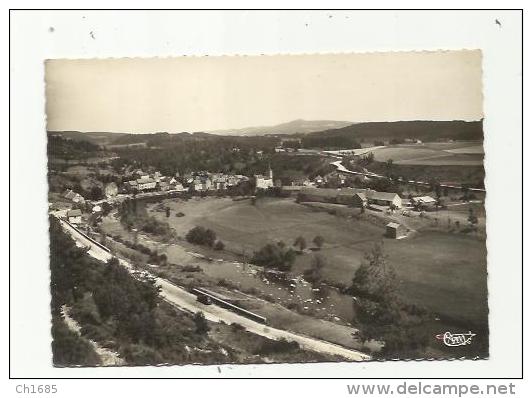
[{"left": 67, "top": 209, "right": 82, "bottom": 217}]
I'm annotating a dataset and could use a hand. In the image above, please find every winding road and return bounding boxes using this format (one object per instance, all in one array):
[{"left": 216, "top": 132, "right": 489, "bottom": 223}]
[{"left": 56, "top": 216, "right": 371, "bottom": 361}]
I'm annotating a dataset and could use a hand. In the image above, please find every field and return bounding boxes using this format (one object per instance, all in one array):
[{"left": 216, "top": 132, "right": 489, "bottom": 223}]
[
  {"left": 370, "top": 141, "right": 484, "bottom": 166},
  {"left": 149, "top": 197, "right": 488, "bottom": 326}
]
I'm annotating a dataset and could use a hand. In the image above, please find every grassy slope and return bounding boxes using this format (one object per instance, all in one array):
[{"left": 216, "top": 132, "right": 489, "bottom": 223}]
[{"left": 156, "top": 197, "right": 487, "bottom": 326}]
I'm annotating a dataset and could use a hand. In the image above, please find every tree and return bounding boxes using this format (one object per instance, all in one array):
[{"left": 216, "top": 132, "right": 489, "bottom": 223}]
[
  {"left": 293, "top": 236, "right": 307, "bottom": 253},
  {"left": 101, "top": 201, "right": 112, "bottom": 217},
  {"left": 304, "top": 254, "right": 326, "bottom": 285},
  {"left": 186, "top": 226, "right": 217, "bottom": 247},
  {"left": 348, "top": 243, "right": 429, "bottom": 357},
  {"left": 313, "top": 235, "right": 325, "bottom": 250},
  {"left": 193, "top": 312, "right": 210, "bottom": 334},
  {"left": 89, "top": 186, "right": 104, "bottom": 201},
  {"left": 165, "top": 207, "right": 170, "bottom": 218},
  {"left": 349, "top": 243, "right": 397, "bottom": 302},
  {"left": 214, "top": 240, "right": 225, "bottom": 251},
  {"left": 251, "top": 242, "right": 296, "bottom": 272}
]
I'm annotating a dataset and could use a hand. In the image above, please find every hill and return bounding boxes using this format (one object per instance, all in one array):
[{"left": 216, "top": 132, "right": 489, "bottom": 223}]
[
  {"left": 303, "top": 120, "right": 484, "bottom": 147},
  {"left": 48, "top": 131, "right": 128, "bottom": 146},
  {"left": 210, "top": 119, "right": 354, "bottom": 136}
]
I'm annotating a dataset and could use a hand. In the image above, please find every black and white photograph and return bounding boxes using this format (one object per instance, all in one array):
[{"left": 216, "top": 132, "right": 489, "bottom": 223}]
[
  {"left": 45, "top": 51, "right": 489, "bottom": 366},
  {"left": 8, "top": 8, "right": 524, "bottom": 387}
]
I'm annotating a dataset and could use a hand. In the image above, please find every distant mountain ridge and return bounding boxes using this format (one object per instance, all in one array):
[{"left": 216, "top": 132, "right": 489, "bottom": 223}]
[
  {"left": 304, "top": 120, "right": 484, "bottom": 142},
  {"left": 209, "top": 119, "right": 354, "bottom": 136},
  {"left": 49, "top": 119, "right": 483, "bottom": 146}
]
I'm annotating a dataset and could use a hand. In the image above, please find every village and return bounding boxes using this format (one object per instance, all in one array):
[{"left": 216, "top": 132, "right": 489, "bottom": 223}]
[{"left": 56, "top": 153, "right": 482, "bottom": 244}]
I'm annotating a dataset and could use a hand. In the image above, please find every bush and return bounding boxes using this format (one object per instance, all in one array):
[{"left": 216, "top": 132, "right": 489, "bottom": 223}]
[
  {"left": 313, "top": 235, "right": 325, "bottom": 249},
  {"left": 214, "top": 240, "right": 225, "bottom": 251},
  {"left": 230, "top": 322, "right": 246, "bottom": 332},
  {"left": 254, "top": 338, "right": 300, "bottom": 355},
  {"left": 251, "top": 242, "right": 296, "bottom": 271},
  {"left": 193, "top": 312, "right": 210, "bottom": 334},
  {"left": 303, "top": 255, "right": 326, "bottom": 285},
  {"left": 186, "top": 226, "right": 217, "bottom": 247}
]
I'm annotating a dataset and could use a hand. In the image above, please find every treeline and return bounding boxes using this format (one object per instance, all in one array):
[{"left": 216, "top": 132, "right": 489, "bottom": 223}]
[
  {"left": 49, "top": 217, "right": 228, "bottom": 366},
  {"left": 48, "top": 135, "right": 101, "bottom": 160},
  {"left": 113, "top": 141, "right": 274, "bottom": 177},
  {"left": 304, "top": 120, "right": 484, "bottom": 144},
  {"left": 301, "top": 133, "right": 362, "bottom": 150},
  {"left": 118, "top": 199, "right": 175, "bottom": 238}
]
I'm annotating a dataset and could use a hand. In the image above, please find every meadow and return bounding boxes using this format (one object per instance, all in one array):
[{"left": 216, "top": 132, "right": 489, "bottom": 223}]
[
  {"left": 370, "top": 141, "right": 484, "bottom": 166},
  {"left": 150, "top": 197, "right": 488, "bottom": 326}
]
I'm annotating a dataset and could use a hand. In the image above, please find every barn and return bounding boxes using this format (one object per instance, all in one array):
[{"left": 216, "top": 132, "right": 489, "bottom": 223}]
[{"left": 385, "top": 222, "right": 407, "bottom": 239}]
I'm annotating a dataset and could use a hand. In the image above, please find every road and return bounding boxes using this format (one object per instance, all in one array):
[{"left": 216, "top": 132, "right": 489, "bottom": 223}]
[{"left": 57, "top": 217, "right": 371, "bottom": 361}]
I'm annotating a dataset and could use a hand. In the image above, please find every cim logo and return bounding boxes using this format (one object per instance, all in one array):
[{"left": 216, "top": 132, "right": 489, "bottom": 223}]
[{"left": 435, "top": 331, "right": 476, "bottom": 347}]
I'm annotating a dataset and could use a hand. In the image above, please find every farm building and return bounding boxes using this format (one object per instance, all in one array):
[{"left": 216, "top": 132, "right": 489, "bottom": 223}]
[
  {"left": 297, "top": 187, "right": 401, "bottom": 209},
  {"left": 367, "top": 191, "right": 402, "bottom": 209},
  {"left": 67, "top": 209, "right": 82, "bottom": 224},
  {"left": 385, "top": 222, "right": 407, "bottom": 239},
  {"left": 298, "top": 187, "right": 342, "bottom": 203},
  {"left": 353, "top": 192, "right": 368, "bottom": 208},
  {"left": 412, "top": 196, "right": 437, "bottom": 208}
]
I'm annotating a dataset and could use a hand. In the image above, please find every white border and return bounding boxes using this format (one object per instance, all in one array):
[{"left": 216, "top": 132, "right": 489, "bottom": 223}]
[{"left": 9, "top": 9, "right": 522, "bottom": 379}]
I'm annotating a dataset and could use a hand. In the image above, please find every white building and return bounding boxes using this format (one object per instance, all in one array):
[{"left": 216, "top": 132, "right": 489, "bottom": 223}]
[
  {"left": 67, "top": 209, "right": 82, "bottom": 224},
  {"left": 137, "top": 178, "right": 156, "bottom": 191},
  {"left": 255, "top": 166, "right": 274, "bottom": 190}
]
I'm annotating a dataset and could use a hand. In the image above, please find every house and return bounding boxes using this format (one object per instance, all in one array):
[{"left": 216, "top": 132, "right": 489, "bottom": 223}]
[
  {"left": 92, "top": 205, "right": 102, "bottom": 213},
  {"left": 63, "top": 189, "right": 85, "bottom": 204},
  {"left": 412, "top": 196, "right": 437, "bottom": 207},
  {"left": 297, "top": 187, "right": 340, "bottom": 203},
  {"left": 126, "top": 180, "right": 138, "bottom": 192},
  {"left": 193, "top": 176, "right": 212, "bottom": 192},
  {"left": 169, "top": 179, "right": 185, "bottom": 191},
  {"left": 226, "top": 175, "right": 238, "bottom": 187},
  {"left": 352, "top": 192, "right": 368, "bottom": 208},
  {"left": 67, "top": 209, "right": 82, "bottom": 224},
  {"left": 366, "top": 191, "right": 402, "bottom": 209},
  {"left": 385, "top": 222, "right": 407, "bottom": 239},
  {"left": 212, "top": 176, "right": 227, "bottom": 190},
  {"left": 104, "top": 182, "right": 118, "bottom": 198},
  {"left": 255, "top": 165, "right": 274, "bottom": 190},
  {"left": 137, "top": 178, "right": 156, "bottom": 191},
  {"left": 158, "top": 181, "right": 170, "bottom": 191}
]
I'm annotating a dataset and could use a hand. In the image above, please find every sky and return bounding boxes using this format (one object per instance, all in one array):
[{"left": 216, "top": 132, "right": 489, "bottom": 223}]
[{"left": 45, "top": 50, "right": 483, "bottom": 133}]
